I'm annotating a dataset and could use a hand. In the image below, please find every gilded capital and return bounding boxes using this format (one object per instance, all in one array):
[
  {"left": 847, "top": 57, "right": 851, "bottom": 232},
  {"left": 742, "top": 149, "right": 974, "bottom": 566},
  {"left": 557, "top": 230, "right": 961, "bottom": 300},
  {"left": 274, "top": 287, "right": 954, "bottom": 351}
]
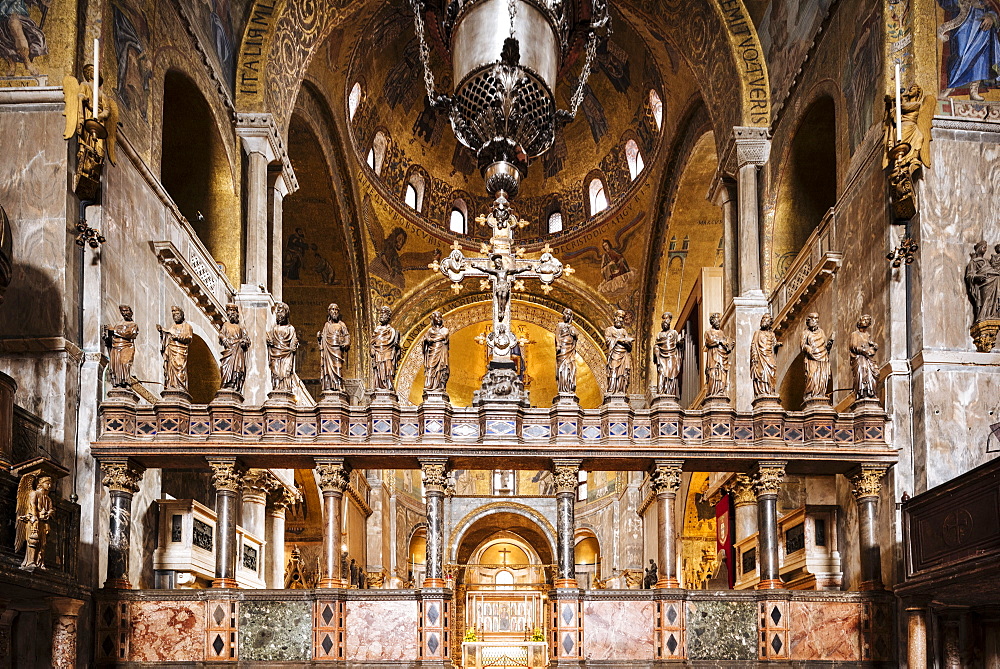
[
  {"left": 208, "top": 460, "right": 243, "bottom": 492},
  {"left": 100, "top": 461, "right": 144, "bottom": 493},
  {"left": 316, "top": 462, "right": 349, "bottom": 493},
  {"left": 753, "top": 464, "right": 785, "bottom": 497},
  {"left": 850, "top": 466, "right": 887, "bottom": 501},
  {"left": 730, "top": 473, "right": 756, "bottom": 507},
  {"left": 421, "top": 462, "right": 449, "bottom": 492},
  {"left": 650, "top": 464, "right": 683, "bottom": 494},
  {"left": 553, "top": 464, "right": 579, "bottom": 494}
]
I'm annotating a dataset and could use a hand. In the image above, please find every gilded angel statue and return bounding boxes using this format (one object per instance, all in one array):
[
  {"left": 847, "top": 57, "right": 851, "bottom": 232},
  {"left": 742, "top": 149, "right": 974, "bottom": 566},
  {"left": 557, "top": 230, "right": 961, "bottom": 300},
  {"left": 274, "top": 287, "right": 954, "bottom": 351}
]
[
  {"left": 16, "top": 472, "right": 55, "bottom": 571},
  {"left": 63, "top": 63, "right": 118, "bottom": 199}
]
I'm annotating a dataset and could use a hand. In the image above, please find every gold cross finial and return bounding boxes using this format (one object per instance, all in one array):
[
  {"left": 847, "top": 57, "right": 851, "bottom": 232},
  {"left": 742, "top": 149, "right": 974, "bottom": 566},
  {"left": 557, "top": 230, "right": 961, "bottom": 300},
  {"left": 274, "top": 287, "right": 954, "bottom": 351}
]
[
  {"left": 428, "top": 259, "right": 441, "bottom": 272},
  {"left": 479, "top": 279, "right": 491, "bottom": 292},
  {"left": 480, "top": 242, "right": 491, "bottom": 255},
  {"left": 541, "top": 283, "right": 553, "bottom": 294},
  {"left": 563, "top": 264, "right": 575, "bottom": 276},
  {"left": 475, "top": 213, "right": 489, "bottom": 227},
  {"left": 541, "top": 244, "right": 554, "bottom": 254},
  {"left": 450, "top": 283, "right": 463, "bottom": 294},
  {"left": 515, "top": 246, "right": 526, "bottom": 257},
  {"left": 451, "top": 240, "right": 463, "bottom": 252},
  {"left": 513, "top": 279, "right": 526, "bottom": 292}
]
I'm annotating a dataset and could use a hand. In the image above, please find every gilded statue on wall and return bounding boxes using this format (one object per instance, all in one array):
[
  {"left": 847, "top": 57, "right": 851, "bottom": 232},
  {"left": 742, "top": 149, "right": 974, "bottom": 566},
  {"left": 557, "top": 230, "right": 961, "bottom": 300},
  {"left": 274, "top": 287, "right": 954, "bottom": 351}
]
[
  {"left": 318, "top": 303, "right": 350, "bottom": 394},
  {"left": 704, "top": 313, "right": 733, "bottom": 398},
  {"left": 750, "top": 313, "right": 782, "bottom": 399},
  {"left": 16, "top": 472, "right": 54, "bottom": 571},
  {"left": 157, "top": 306, "right": 192, "bottom": 394},
  {"left": 267, "top": 302, "right": 299, "bottom": 393},
  {"left": 218, "top": 303, "right": 250, "bottom": 395},
  {"left": 422, "top": 311, "right": 450, "bottom": 393},
  {"left": 849, "top": 314, "right": 879, "bottom": 401},
  {"left": 103, "top": 304, "right": 138, "bottom": 388},
  {"left": 801, "top": 313, "right": 834, "bottom": 403},
  {"left": 883, "top": 84, "right": 932, "bottom": 220},
  {"left": 964, "top": 241, "right": 1000, "bottom": 352},
  {"left": 652, "top": 312, "right": 683, "bottom": 398},
  {"left": 63, "top": 64, "right": 118, "bottom": 200},
  {"left": 604, "top": 309, "right": 633, "bottom": 396},
  {"left": 371, "top": 305, "right": 400, "bottom": 392},
  {"left": 555, "top": 308, "right": 579, "bottom": 395}
]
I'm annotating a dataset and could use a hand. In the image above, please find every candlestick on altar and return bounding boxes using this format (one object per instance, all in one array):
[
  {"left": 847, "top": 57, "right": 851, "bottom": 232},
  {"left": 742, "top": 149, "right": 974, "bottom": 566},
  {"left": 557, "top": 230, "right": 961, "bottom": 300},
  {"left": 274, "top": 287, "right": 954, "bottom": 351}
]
[
  {"left": 894, "top": 63, "right": 902, "bottom": 143},
  {"left": 93, "top": 38, "right": 99, "bottom": 119}
]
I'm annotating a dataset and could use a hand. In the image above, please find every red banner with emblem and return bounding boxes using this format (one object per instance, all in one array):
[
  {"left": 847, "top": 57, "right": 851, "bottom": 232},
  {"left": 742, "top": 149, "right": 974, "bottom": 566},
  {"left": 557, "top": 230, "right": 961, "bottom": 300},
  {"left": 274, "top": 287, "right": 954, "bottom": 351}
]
[{"left": 715, "top": 493, "right": 735, "bottom": 588}]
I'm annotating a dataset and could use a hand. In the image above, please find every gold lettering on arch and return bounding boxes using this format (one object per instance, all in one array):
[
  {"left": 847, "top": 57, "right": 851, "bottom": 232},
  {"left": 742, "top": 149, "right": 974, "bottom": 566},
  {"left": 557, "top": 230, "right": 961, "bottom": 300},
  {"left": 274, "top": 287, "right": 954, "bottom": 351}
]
[
  {"left": 714, "top": 0, "right": 770, "bottom": 125},
  {"left": 236, "top": 0, "right": 283, "bottom": 103}
]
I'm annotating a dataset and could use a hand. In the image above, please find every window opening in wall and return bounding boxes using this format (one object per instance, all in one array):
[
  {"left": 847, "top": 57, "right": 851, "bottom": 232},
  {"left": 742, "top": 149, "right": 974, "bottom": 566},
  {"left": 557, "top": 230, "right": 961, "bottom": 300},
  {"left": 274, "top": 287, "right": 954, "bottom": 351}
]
[
  {"left": 495, "top": 570, "right": 514, "bottom": 588},
  {"left": 405, "top": 183, "right": 418, "bottom": 209},
  {"left": 349, "top": 82, "right": 362, "bottom": 120},
  {"left": 625, "top": 139, "right": 644, "bottom": 180},
  {"left": 649, "top": 89, "right": 663, "bottom": 130},
  {"left": 548, "top": 211, "right": 563, "bottom": 233},
  {"left": 577, "top": 470, "right": 588, "bottom": 501},
  {"left": 589, "top": 178, "right": 608, "bottom": 215},
  {"left": 406, "top": 173, "right": 426, "bottom": 211},
  {"left": 371, "top": 131, "right": 388, "bottom": 176},
  {"left": 366, "top": 148, "right": 375, "bottom": 169},
  {"left": 450, "top": 199, "right": 467, "bottom": 233}
]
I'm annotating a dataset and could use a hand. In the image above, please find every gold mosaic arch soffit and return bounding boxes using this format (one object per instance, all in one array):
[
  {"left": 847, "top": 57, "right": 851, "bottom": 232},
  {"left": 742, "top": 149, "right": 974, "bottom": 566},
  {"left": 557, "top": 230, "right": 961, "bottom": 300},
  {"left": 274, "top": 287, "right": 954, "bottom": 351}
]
[
  {"left": 447, "top": 501, "right": 558, "bottom": 564},
  {"left": 234, "top": 0, "right": 769, "bottom": 134}
]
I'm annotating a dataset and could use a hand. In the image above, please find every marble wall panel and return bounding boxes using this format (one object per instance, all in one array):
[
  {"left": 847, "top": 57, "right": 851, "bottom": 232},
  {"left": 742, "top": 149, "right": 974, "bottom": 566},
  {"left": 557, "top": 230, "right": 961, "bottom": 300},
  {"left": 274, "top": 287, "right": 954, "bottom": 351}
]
[
  {"left": 239, "top": 600, "right": 312, "bottom": 662},
  {"left": 583, "top": 600, "right": 655, "bottom": 660},
  {"left": 788, "top": 600, "right": 861, "bottom": 661},
  {"left": 127, "top": 600, "right": 205, "bottom": 663},
  {"left": 685, "top": 600, "right": 756, "bottom": 660},
  {"left": 345, "top": 600, "right": 419, "bottom": 661}
]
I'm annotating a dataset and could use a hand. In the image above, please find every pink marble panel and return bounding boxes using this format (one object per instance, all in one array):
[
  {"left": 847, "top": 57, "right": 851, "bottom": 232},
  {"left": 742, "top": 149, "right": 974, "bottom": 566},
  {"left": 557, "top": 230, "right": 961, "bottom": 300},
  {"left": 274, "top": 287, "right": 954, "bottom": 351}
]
[
  {"left": 345, "top": 600, "right": 419, "bottom": 661},
  {"left": 788, "top": 601, "right": 862, "bottom": 661},
  {"left": 583, "top": 600, "right": 655, "bottom": 660},
  {"left": 127, "top": 600, "right": 205, "bottom": 663}
]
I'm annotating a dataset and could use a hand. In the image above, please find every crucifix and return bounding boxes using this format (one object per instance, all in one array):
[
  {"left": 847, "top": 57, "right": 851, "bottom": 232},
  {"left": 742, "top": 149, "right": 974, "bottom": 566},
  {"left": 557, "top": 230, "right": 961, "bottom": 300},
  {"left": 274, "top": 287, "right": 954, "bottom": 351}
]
[
  {"left": 498, "top": 546, "right": 511, "bottom": 566},
  {"left": 430, "top": 196, "right": 573, "bottom": 402}
]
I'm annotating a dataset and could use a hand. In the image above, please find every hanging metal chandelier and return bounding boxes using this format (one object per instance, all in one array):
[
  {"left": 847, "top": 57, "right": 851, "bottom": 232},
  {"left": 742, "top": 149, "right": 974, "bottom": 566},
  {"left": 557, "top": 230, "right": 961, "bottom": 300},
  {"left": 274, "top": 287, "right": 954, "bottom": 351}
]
[{"left": 411, "top": 0, "right": 610, "bottom": 199}]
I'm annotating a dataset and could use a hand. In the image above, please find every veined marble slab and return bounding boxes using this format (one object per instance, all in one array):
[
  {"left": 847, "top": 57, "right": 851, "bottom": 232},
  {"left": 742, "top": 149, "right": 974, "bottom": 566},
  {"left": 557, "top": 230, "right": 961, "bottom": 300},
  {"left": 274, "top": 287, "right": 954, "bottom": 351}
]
[
  {"left": 345, "top": 599, "right": 419, "bottom": 661},
  {"left": 127, "top": 601, "right": 205, "bottom": 663},
  {"left": 583, "top": 599, "right": 655, "bottom": 660},
  {"left": 685, "top": 600, "right": 756, "bottom": 661},
  {"left": 239, "top": 600, "right": 312, "bottom": 661},
  {"left": 789, "top": 600, "right": 862, "bottom": 661}
]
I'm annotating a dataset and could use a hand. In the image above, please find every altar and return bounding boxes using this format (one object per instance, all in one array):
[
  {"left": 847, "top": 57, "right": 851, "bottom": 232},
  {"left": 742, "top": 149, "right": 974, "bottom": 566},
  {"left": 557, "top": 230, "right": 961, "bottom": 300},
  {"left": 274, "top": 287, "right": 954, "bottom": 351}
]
[{"left": 461, "top": 641, "right": 547, "bottom": 669}]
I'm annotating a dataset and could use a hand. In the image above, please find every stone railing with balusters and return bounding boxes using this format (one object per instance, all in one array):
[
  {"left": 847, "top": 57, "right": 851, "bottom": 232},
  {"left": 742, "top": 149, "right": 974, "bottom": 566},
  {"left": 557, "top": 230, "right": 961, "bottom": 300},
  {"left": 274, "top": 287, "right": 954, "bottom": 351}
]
[{"left": 771, "top": 208, "right": 842, "bottom": 336}]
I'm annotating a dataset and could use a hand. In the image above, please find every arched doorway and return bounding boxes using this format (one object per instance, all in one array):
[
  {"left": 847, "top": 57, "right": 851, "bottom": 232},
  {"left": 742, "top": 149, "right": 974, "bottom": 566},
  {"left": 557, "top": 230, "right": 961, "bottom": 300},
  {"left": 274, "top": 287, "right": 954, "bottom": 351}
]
[{"left": 574, "top": 529, "right": 601, "bottom": 589}]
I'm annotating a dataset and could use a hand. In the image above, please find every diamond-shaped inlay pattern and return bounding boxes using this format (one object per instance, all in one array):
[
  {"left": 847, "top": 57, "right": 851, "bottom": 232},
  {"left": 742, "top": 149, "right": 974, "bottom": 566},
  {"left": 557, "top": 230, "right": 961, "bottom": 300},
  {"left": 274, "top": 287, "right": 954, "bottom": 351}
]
[
  {"left": 212, "top": 633, "right": 225, "bottom": 656},
  {"left": 770, "top": 605, "right": 782, "bottom": 625},
  {"left": 101, "top": 603, "right": 115, "bottom": 626},
  {"left": 138, "top": 420, "right": 157, "bottom": 435},
  {"left": 486, "top": 419, "right": 516, "bottom": 435},
  {"left": 321, "top": 633, "right": 334, "bottom": 655},
  {"left": 322, "top": 604, "right": 334, "bottom": 625},
  {"left": 609, "top": 422, "right": 628, "bottom": 436},
  {"left": 524, "top": 424, "right": 550, "bottom": 439},
  {"left": 784, "top": 427, "right": 803, "bottom": 441},
  {"left": 633, "top": 425, "right": 651, "bottom": 439},
  {"left": 106, "top": 418, "right": 124, "bottom": 431},
  {"left": 212, "top": 418, "right": 232, "bottom": 432},
  {"left": 296, "top": 422, "right": 317, "bottom": 437},
  {"left": 666, "top": 633, "right": 678, "bottom": 654},
  {"left": 427, "top": 633, "right": 439, "bottom": 654},
  {"left": 349, "top": 422, "right": 367, "bottom": 437},
  {"left": 711, "top": 422, "right": 731, "bottom": 437},
  {"left": 557, "top": 421, "right": 577, "bottom": 436},
  {"left": 864, "top": 425, "right": 884, "bottom": 439},
  {"left": 659, "top": 421, "right": 679, "bottom": 436},
  {"left": 372, "top": 418, "right": 392, "bottom": 434},
  {"left": 562, "top": 633, "right": 574, "bottom": 654},
  {"left": 190, "top": 420, "right": 210, "bottom": 435},
  {"left": 267, "top": 418, "right": 287, "bottom": 433},
  {"left": 320, "top": 418, "right": 340, "bottom": 434},
  {"left": 835, "top": 428, "right": 854, "bottom": 442},
  {"left": 771, "top": 633, "right": 783, "bottom": 655},
  {"left": 424, "top": 419, "right": 444, "bottom": 434},
  {"left": 452, "top": 423, "right": 479, "bottom": 438},
  {"left": 561, "top": 604, "right": 574, "bottom": 625},
  {"left": 244, "top": 421, "right": 263, "bottom": 436},
  {"left": 426, "top": 602, "right": 439, "bottom": 625},
  {"left": 213, "top": 604, "right": 226, "bottom": 625},
  {"left": 763, "top": 423, "right": 782, "bottom": 438},
  {"left": 735, "top": 425, "right": 753, "bottom": 440},
  {"left": 666, "top": 604, "right": 677, "bottom": 624},
  {"left": 101, "top": 634, "right": 115, "bottom": 657},
  {"left": 582, "top": 425, "right": 602, "bottom": 440},
  {"left": 160, "top": 417, "right": 179, "bottom": 432},
  {"left": 682, "top": 425, "right": 702, "bottom": 440},
  {"left": 401, "top": 422, "right": 419, "bottom": 437},
  {"left": 814, "top": 424, "right": 833, "bottom": 439}
]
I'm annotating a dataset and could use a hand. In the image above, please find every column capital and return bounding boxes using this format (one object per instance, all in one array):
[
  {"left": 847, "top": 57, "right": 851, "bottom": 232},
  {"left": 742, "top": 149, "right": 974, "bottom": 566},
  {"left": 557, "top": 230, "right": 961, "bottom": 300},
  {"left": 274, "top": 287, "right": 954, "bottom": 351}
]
[
  {"left": 48, "top": 597, "right": 85, "bottom": 617},
  {"left": 552, "top": 459, "right": 582, "bottom": 494},
  {"left": 243, "top": 468, "right": 280, "bottom": 492},
  {"left": 100, "top": 459, "right": 145, "bottom": 493},
  {"left": 849, "top": 465, "right": 887, "bottom": 501},
  {"left": 207, "top": 458, "right": 244, "bottom": 493},
  {"left": 650, "top": 461, "right": 683, "bottom": 494},
  {"left": 730, "top": 473, "right": 756, "bottom": 507},
  {"left": 420, "top": 459, "right": 449, "bottom": 493},
  {"left": 269, "top": 484, "right": 302, "bottom": 511},
  {"left": 235, "top": 112, "right": 299, "bottom": 194},
  {"left": 316, "top": 459, "right": 350, "bottom": 493},
  {"left": 720, "top": 126, "right": 772, "bottom": 175},
  {"left": 753, "top": 462, "right": 786, "bottom": 497}
]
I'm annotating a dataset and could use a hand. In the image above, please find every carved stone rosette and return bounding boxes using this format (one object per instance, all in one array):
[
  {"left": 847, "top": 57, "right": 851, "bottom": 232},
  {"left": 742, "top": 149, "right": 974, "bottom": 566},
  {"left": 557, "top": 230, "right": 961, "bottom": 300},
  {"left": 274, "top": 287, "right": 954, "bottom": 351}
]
[
  {"left": 730, "top": 473, "right": 756, "bottom": 507},
  {"left": 316, "top": 462, "right": 349, "bottom": 493},
  {"left": 553, "top": 464, "right": 579, "bottom": 494},
  {"left": 650, "top": 464, "right": 683, "bottom": 494},
  {"left": 850, "top": 466, "right": 887, "bottom": 501},
  {"left": 208, "top": 461, "right": 243, "bottom": 492},
  {"left": 421, "top": 462, "right": 449, "bottom": 493},
  {"left": 100, "top": 461, "right": 145, "bottom": 493},
  {"left": 753, "top": 464, "right": 786, "bottom": 498}
]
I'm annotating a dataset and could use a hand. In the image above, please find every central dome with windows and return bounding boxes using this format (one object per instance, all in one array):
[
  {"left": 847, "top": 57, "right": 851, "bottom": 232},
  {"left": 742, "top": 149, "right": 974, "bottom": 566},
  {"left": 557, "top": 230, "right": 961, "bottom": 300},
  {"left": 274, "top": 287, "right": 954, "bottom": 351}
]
[{"left": 346, "top": 3, "right": 663, "bottom": 243}]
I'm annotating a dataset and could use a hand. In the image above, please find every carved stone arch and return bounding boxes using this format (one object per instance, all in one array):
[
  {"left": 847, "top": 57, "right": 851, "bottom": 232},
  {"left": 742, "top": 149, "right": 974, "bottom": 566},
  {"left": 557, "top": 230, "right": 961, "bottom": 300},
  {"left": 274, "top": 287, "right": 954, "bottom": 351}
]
[{"left": 447, "top": 502, "right": 558, "bottom": 565}]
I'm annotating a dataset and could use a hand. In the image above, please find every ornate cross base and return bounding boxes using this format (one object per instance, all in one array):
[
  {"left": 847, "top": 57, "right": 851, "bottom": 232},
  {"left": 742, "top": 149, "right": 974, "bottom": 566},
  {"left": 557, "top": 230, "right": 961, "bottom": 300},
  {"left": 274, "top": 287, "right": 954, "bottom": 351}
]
[{"left": 473, "top": 358, "right": 529, "bottom": 407}]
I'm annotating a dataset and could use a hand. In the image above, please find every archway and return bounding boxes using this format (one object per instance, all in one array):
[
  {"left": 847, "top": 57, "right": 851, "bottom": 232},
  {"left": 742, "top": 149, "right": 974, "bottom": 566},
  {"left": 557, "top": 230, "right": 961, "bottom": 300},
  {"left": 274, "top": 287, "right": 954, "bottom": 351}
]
[{"left": 574, "top": 528, "right": 601, "bottom": 589}]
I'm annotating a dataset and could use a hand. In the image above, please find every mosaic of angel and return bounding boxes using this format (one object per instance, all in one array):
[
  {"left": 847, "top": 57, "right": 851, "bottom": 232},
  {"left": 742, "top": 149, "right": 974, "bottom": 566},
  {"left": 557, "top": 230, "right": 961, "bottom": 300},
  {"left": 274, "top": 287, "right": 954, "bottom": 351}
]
[{"left": 362, "top": 195, "right": 439, "bottom": 290}]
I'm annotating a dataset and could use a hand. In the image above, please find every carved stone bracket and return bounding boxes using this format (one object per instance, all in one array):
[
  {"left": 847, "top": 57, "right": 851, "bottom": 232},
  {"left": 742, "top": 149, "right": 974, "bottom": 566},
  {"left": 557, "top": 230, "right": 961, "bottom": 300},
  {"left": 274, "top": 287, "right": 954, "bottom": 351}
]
[
  {"left": 316, "top": 459, "right": 350, "bottom": 493},
  {"left": 151, "top": 241, "right": 229, "bottom": 328},
  {"left": 849, "top": 465, "right": 887, "bottom": 501},
  {"left": 100, "top": 459, "right": 145, "bottom": 493},
  {"left": 753, "top": 462, "right": 786, "bottom": 498},
  {"left": 207, "top": 459, "right": 244, "bottom": 492},
  {"left": 650, "top": 461, "right": 683, "bottom": 494}
]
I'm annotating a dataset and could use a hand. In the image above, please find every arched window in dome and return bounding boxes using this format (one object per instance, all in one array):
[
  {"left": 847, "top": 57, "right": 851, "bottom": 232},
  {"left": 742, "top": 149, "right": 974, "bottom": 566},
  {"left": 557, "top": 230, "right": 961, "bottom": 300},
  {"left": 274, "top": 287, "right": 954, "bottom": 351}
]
[
  {"left": 450, "top": 199, "right": 467, "bottom": 233},
  {"left": 649, "top": 89, "right": 663, "bottom": 130},
  {"left": 625, "top": 139, "right": 644, "bottom": 180},
  {"left": 495, "top": 570, "right": 514, "bottom": 588},
  {"left": 348, "top": 82, "right": 362, "bottom": 120},
  {"left": 370, "top": 131, "right": 388, "bottom": 176},
  {"left": 588, "top": 177, "right": 608, "bottom": 215},
  {"left": 548, "top": 210, "right": 563, "bottom": 233},
  {"left": 405, "top": 171, "right": 426, "bottom": 211}
]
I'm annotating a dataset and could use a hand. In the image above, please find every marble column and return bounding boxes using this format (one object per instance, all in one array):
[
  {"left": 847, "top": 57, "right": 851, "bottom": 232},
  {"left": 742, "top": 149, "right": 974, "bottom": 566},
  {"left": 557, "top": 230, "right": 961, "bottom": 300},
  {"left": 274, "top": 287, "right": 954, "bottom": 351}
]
[
  {"left": 99, "top": 459, "right": 145, "bottom": 589},
  {"left": 266, "top": 487, "right": 296, "bottom": 588},
  {"left": 316, "top": 458, "right": 349, "bottom": 588},
  {"left": 753, "top": 462, "right": 785, "bottom": 589},
  {"left": 711, "top": 176, "right": 738, "bottom": 309},
  {"left": 731, "top": 473, "right": 757, "bottom": 542},
  {"left": 905, "top": 600, "right": 929, "bottom": 669},
  {"left": 850, "top": 465, "right": 887, "bottom": 590},
  {"left": 940, "top": 609, "right": 966, "bottom": 669},
  {"left": 241, "top": 469, "right": 276, "bottom": 539},
  {"left": 240, "top": 138, "right": 271, "bottom": 289},
  {"left": 208, "top": 459, "right": 244, "bottom": 588},
  {"left": 268, "top": 168, "right": 289, "bottom": 301},
  {"left": 553, "top": 460, "right": 581, "bottom": 588},
  {"left": 421, "top": 459, "right": 449, "bottom": 588},
  {"left": 48, "top": 597, "right": 85, "bottom": 669},
  {"left": 650, "top": 461, "right": 683, "bottom": 588}
]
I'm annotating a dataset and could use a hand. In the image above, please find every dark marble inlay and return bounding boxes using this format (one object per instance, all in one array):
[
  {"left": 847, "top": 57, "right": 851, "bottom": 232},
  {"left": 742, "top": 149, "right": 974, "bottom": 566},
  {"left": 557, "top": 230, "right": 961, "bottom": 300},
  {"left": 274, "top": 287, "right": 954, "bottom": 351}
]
[
  {"left": 239, "top": 600, "right": 311, "bottom": 661},
  {"left": 685, "top": 600, "right": 756, "bottom": 660}
]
